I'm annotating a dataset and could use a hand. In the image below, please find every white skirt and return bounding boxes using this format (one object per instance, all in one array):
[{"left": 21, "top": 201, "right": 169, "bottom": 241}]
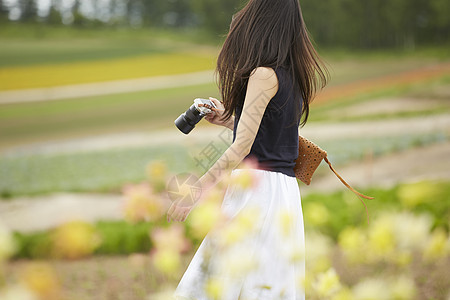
[{"left": 173, "top": 168, "right": 306, "bottom": 300}]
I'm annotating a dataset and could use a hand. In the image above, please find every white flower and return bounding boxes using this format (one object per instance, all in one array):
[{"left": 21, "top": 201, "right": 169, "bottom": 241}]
[
  {"left": 0, "top": 284, "right": 38, "bottom": 300},
  {"left": 392, "top": 211, "right": 433, "bottom": 251},
  {"left": 352, "top": 277, "right": 392, "bottom": 300}
]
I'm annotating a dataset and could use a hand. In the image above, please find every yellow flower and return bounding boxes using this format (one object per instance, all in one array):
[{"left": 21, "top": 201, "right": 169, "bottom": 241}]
[
  {"left": 146, "top": 160, "right": 168, "bottom": 193},
  {"left": 146, "top": 160, "right": 167, "bottom": 180},
  {"left": 367, "top": 216, "right": 395, "bottom": 261},
  {"left": 276, "top": 208, "right": 295, "bottom": 237},
  {"left": 393, "top": 250, "right": 413, "bottom": 267},
  {"left": 229, "top": 157, "right": 262, "bottom": 190},
  {"left": 312, "top": 268, "right": 342, "bottom": 298},
  {"left": 19, "top": 262, "right": 60, "bottom": 300},
  {"left": 298, "top": 274, "right": 311, "bottom": 294},
  {"left": 204, "top": 277, "right": 225, "bottom": 300},
  {"left": 151, "top": 248, "right": 181, "bottom": 276},
  {"left": 218, "top": 205, "right": 260, "bottom": 247},
  {"left": 390, "top": 275, "right": 416, "bottom": 300},
  {"left": 187, "top": 199, "right": 224, "bottom": 239},
  {"left": 396, "top": 180, "right": 437, "bottom": 208},
  {"left": 338, "top": 227, "right": 367, "bottom": 264},
  {"left": 305, "top": 203, "right": 330, "bottom": 227},
  {"left": 306, "top": 231, "right": 333, "bottom": 273},
  {"left": 331, "top": 287, "right": 354, "bottom": 300},
  {"left": 0, "top": 223, "right": 16, "bottom": 262},
  {"left": 51, "top": 220, "right": 101, "bottom": 259},
  {"left": 423, "top": 227, "right": 449, "bottom": 262}
]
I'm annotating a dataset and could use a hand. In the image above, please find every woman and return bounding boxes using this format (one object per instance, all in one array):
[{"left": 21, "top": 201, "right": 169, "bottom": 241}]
[{"left": 168, "top": 0, "right": 329, "bottom": 298}]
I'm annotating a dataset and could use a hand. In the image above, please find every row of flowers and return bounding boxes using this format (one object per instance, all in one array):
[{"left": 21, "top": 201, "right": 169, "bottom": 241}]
[{"left": 1, "top": 159, "right": 449, "bottom": 299}]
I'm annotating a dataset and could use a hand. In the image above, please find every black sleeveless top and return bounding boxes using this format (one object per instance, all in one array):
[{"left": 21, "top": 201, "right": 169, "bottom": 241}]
[{"left": 233, "top": 66, "right": 302, "bottom": 177}]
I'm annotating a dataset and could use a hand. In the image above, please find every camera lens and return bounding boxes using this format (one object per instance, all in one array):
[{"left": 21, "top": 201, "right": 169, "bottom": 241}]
[{"left": 174, "top": 104, "right": 204, "bottom": 134}]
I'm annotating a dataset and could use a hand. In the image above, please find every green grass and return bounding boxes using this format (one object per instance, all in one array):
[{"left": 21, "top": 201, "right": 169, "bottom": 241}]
[
  {"left": 0, "top": 82, "right": 220, "bottom": 149},
  {"left": 0, "top": 23, "right": 220, "bottom": 68}
]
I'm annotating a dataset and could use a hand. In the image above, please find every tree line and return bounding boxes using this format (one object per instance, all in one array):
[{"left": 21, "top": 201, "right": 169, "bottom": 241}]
[{"left": 1, "top": 0, "right": 448, "bottom": 49}]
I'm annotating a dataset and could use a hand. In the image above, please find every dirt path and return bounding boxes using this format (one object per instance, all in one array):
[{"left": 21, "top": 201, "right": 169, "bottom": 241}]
[{"left": 0, "top": 70, "right": 214, "bottom": 104}]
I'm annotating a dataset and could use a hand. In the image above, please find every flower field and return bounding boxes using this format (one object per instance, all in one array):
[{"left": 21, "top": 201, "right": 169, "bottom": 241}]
[{"left": 1, "top": 159, "right": 449, "bottom": 299}]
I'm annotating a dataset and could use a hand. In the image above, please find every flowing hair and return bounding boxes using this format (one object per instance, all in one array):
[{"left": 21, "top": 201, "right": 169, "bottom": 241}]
[{"left": 215, "top": 0, "right": 329, "bottom": 128}]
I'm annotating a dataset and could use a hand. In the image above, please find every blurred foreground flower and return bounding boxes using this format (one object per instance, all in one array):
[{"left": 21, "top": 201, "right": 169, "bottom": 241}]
[
  {"left": 151, "top": 248, "right": 181, "bottom": 277},
  {"left": 396, "top": 180, "right": 439, "bottom": 208},
  {"left": 367, "top": 214, "right": 396, "bottom": 261},
  {"left": 0, "top": 222, "right": 16, "bottom": 263},
  {"left": 338, "top": 226, "right": 368, "bottom": 264},
  {"left": 352, "top": 277, "right": 392, "bottom": 300},
  {"left": 187, "top": 189, "right": 225, "bottom": 239},
  {"left": 146, "top": 160, "right": 168, "bottom": 193},
  {"left": 19, "top": 262, "right": 61, "bottom": 300},
  {"left": 311, "top": 267, "right": 342, "bottom": 298},
  {"left": 51, "top": 220, "right": 101, "bottom": 259},
  {"left": 150, "top": 224, "right": 191, "bottom": 277},
  {"left": 0, "top": 284, "right": 37, "bottom": 300},
  {"left": 306, "top": 231, "right": 333, "bottom": 273},
  {"left": 150, "top": 223, "right": 191, "bottom": 254},
  {"left": 390, "top": 275, "right": 417, "bottom": 300},
  {"left": 216, "top": 243, "right": 259, "bottom": 278},
  {"left": 423, "top": 227, "right": 450, "bottom": 262},
  {"left": 122, "top": 182, "right": 166, "bottom": 223},
  {"left": 216, "top": 204, "right": 260, "bottom": 248},
  {"left": 204, "top": 276, "right": 226, "bottom": 300},
  {"left": 392, "top": 211, "right": 433, "bottom": 252},
  {"left": 228, "top": 156, "right": 262, "bottom": 190}
]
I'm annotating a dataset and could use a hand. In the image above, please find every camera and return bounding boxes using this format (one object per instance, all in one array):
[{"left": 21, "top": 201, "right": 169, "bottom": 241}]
[{"left": 174, "top": 98, "right": 217, "bottom": 134}]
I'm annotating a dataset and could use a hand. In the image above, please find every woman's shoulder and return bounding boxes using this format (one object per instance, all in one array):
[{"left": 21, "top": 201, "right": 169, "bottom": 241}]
[
  {"left": 249, "top": 67, "right": 279, "bottom": 88},
  {"left": 250, "top": 66, "right": 276, "bottom": 78}
]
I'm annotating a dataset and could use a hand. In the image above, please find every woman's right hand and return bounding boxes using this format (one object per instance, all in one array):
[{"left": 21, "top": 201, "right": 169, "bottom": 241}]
[{"left": 199, "top": 97, "right": 230, "bottom": 128}]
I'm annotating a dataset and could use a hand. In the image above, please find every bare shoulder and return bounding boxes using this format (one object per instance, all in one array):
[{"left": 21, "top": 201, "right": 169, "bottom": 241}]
[{"left": 250, "top": 67, "right": 278, "bottom": 83}]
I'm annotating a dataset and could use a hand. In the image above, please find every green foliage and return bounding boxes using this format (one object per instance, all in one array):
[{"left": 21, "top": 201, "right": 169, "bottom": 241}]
[
  {"left": 12, "top": 220, "right": 158, "bottom": 259},
  {"left": 94, "top": 221, "right": 156, "bottom": 255}
]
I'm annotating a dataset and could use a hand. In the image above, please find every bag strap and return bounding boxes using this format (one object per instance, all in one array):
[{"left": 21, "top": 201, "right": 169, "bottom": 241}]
[{"left": 324, "top": 156, "right": 374, "bottom": 225}]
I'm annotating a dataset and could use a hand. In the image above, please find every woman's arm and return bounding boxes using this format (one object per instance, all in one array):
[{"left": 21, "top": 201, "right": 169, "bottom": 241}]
[
  {"left": 167, "top": 67, "right": 279, "bottom": 222},
  {"left": 223, "top": 115, "right": 235, "bottom": 130},
  {"left": 198, "top": 67, "right": 279, "bottom": 191}
]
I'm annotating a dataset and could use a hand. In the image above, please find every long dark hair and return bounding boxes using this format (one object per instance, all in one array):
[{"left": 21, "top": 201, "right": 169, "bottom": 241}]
[{"left": 215, "top": 0, "right": 329, "bottom": 128}]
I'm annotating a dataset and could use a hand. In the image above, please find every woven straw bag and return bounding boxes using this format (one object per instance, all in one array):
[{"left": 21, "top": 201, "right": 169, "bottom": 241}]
[{"left": 294, "top": 135, "right": 374, "bottom": 224}]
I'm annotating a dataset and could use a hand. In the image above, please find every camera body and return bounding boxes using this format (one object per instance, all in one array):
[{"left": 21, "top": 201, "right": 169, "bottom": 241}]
[{"left": 174, "top": 98, "right": 217, "bottom": 134}]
